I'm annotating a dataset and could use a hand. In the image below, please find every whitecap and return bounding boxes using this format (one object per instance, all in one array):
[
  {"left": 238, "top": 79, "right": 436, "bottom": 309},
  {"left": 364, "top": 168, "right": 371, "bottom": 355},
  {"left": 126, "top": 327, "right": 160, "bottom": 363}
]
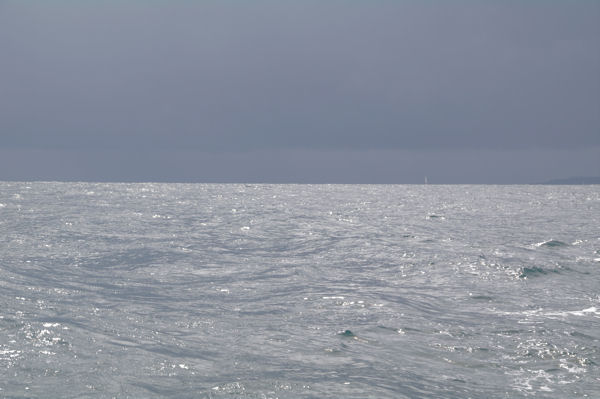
[
  {"left": 567, "top": 306, "right": 598, "bottom": 317},
  {"left": 559, "top": 359, "right": 587, "bottom": 374},
  {"left": 533, "top": 239, "right": 568, "bottom": 248}
]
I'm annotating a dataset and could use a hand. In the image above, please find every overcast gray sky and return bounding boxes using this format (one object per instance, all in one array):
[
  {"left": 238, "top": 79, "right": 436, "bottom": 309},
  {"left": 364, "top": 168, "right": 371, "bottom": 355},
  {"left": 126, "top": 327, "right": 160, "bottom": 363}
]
[{"left": 1, "top": 1, "right": 598, "bottom": 183}]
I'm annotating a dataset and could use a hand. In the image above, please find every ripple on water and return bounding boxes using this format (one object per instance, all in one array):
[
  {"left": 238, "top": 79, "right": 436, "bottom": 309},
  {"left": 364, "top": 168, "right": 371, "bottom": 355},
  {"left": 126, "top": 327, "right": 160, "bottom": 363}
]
[{"left": 1, "top": 183, "right": 599, "bottom": 398}]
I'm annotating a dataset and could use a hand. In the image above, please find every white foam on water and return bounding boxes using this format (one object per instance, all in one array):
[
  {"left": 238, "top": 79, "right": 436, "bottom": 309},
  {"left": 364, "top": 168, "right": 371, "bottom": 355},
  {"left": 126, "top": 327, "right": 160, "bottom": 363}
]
[{"left": 567, "top": 307, "right": 599, "bottom": 317}]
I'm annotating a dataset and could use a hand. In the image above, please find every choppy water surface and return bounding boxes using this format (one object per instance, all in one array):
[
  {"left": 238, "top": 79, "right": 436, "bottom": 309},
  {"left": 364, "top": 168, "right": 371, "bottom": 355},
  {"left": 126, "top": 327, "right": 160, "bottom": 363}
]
[{"left": 0, "top": 183, "right": 599, "bottom": 398}]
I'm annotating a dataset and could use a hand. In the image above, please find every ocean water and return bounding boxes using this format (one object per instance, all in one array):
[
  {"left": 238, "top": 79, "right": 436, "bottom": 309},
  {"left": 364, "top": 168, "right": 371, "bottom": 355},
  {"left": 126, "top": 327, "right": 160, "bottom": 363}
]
[{"left": 0, "top": 182, "right": 598, "bottom": 398}]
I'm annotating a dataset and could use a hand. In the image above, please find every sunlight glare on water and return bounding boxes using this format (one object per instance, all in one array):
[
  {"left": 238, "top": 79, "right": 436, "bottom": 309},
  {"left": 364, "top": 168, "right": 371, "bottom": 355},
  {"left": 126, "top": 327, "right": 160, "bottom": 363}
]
[{"left": 0, "top": 183, "right": 599, "bottom": 398}]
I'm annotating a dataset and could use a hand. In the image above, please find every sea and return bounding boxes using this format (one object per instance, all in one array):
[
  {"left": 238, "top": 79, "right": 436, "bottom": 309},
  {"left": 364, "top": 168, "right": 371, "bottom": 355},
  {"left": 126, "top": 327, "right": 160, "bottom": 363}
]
[{"left": 0, "top": 182, "right": 598, "bottom": 398}]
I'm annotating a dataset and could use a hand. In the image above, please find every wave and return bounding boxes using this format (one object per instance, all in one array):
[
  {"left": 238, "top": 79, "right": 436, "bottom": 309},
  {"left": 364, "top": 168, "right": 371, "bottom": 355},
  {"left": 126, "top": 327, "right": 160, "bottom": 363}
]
[{"left": 534, "top": 240, "right": 569, "bottom": 248}]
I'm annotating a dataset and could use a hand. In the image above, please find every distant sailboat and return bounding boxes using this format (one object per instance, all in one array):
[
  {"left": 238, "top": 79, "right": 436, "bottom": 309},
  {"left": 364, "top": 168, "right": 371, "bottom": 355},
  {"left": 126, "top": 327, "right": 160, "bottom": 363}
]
[{"left": 424, "top": 176, "right": 428, "bottom": 184}]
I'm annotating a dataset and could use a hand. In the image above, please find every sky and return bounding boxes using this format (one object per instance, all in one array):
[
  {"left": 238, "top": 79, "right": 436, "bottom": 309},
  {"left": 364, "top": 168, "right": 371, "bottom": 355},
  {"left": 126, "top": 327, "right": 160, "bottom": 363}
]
[{"left": 1, "top": 1, "right": 599, "bottom": 183}]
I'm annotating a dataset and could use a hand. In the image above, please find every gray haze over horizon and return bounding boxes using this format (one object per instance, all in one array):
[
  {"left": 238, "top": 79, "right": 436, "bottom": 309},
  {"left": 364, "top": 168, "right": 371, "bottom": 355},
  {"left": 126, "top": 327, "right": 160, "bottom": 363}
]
[{"left": 1, "top": 1, "right": 599, "bottom": 183}]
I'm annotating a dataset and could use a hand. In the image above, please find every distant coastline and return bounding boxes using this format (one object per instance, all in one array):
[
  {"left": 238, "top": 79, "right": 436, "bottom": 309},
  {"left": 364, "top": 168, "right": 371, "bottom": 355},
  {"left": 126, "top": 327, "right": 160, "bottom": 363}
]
[{"left": 536, "top": 176, "right": 600, "bottom": 185}]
